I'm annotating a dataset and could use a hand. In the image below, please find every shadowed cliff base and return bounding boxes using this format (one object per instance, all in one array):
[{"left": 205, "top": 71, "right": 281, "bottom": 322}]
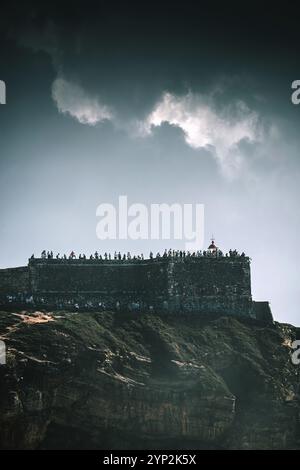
[{"left": 0, "top": 310, "right": 299, "bottom": 449}]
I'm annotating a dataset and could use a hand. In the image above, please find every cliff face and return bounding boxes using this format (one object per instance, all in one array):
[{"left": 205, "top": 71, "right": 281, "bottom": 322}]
[{"left": 0, "top": 310, "right": 299, "bottom": 449}]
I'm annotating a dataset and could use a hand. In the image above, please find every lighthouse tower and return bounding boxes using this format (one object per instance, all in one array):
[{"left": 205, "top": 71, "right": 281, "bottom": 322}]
[{"left": 207, "top": 236, "right": 218, "bottom": 255}]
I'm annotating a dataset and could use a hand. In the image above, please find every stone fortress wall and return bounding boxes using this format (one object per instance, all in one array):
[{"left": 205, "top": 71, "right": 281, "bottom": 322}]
[{"left": 0, "top": 255, "right": 273, "bottom": 323}]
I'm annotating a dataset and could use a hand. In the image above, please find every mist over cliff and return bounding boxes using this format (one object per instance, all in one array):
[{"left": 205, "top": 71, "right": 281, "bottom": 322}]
[{"left": 0, "top": 309, "right": 299, "bottom": 450}]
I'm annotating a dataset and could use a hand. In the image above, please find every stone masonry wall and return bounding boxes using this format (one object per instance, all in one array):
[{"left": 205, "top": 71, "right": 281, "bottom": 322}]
[
  {"left": 19, "top": 257, "right": 253, "bottom": 315},
  {"left": 0, "top": 256, "right": 270, "bottom": 319},
  {"left": 0, "top": 266, "right": 29, "bottom": 294},
  {"left": 167, "top": 258, "right": 252, "bottom": 315},
  {"left": 28, "top": 259, "right": 170, "bottom": 311}
]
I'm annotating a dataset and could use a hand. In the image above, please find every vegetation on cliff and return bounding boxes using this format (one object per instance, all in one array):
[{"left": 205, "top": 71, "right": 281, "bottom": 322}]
[{"left": 0, "top": 310, "right": 299, "bottom": 449}]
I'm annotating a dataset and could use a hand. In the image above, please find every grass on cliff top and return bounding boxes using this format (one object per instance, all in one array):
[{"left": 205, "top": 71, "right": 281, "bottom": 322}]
[{"left": 0, "top": 309, "right": 297, "bottom": 401}]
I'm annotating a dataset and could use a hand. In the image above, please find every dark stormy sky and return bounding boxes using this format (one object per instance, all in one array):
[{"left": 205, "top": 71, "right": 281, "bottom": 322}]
[{"left": 0, "top": 2, "right": 299, "bottom": 324}]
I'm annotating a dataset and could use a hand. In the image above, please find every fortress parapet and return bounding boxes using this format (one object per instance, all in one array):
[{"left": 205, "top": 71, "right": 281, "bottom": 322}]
[{"left": 0, "top": 253, "right": 273, "bottom": 323}]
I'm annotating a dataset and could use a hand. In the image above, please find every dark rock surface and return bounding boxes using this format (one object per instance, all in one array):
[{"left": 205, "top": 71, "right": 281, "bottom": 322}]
[{"left": 0, "top": 310, "right": 299, "bottom": 449}]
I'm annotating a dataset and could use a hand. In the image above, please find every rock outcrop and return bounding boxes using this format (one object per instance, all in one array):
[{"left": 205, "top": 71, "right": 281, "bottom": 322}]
[{"left": 0, "top": 310, "right": 299, "bottom": 449}]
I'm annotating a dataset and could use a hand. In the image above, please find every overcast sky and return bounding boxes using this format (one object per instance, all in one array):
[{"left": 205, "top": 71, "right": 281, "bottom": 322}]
[{"left": 0, "top": 2, "right": 299, "bottom": 324}]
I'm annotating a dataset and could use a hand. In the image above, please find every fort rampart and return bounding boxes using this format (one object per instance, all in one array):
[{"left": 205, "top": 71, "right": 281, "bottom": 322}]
[{"left": 0, "top": 256, "right": 273, "bottom": 322}]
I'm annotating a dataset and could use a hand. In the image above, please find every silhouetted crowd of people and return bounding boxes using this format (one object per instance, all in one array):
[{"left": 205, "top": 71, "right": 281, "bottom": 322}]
[{"left": 30, "top": 248, "right": 246, "bottom": 261}]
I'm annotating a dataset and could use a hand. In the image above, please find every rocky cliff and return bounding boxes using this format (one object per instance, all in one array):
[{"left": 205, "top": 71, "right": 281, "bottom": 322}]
[{"left": 0, "top": 310, "right": 299, "bottom": 449}]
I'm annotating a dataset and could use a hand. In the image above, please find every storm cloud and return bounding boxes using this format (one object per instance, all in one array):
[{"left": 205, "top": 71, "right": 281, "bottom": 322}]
[{"left": 52, "top": 77, "right": 113, "bottom": 125}]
